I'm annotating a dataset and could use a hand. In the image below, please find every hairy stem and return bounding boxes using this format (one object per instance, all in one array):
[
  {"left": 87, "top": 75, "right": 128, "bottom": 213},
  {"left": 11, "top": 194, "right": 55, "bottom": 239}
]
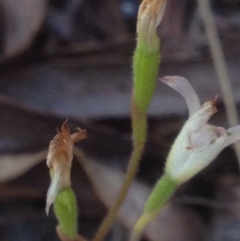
[
  {"left": 92, "top": 99, "right": 147, "bottom": 241},
  {"left": 130, "top": 174, "right": 177, "bottom": 241}
]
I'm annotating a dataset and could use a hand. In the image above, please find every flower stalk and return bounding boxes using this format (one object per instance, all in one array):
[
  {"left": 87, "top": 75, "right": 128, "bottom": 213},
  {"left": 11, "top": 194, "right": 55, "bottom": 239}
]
[
  {"left": 130, "top": 174, "right": 177, "bottom": 241},
  {"left": 133, "top": 0, "right": 166, "bottom": 112},
  {"left": 92, "top": 1, "right": 167, "bottom": 241}
]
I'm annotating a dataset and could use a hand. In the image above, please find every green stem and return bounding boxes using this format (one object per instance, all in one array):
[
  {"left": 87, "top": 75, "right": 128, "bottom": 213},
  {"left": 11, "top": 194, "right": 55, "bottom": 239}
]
[
  {"left": 93, "top": 16, "right": 160, "bottom": 241},
  {"left": 144, "top": 173, "right": 177, "bottom": 213},
  {"left": 92, "top": 100, "right": 147, "bottom": 241},
  {"left": 130, "top": 174, "right": 177, "bottom": 241},
  {"left": 130, "top": 213, "right": 157, "bottom": 241}
]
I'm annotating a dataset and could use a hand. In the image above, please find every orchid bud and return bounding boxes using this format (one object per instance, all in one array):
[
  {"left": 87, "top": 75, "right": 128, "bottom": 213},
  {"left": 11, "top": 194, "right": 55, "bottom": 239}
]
[
  {"left": 133, "top": 0, "right": 167, "bottom": 112},
  {"left": 137, "top": 0, "right": 166, "bottom": 51}
]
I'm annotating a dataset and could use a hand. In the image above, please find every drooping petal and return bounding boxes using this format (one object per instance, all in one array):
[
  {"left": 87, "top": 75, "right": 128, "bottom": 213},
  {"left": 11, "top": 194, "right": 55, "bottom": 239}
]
[{"left": 161, "top": 76, "right": 201, "bottom": 116}]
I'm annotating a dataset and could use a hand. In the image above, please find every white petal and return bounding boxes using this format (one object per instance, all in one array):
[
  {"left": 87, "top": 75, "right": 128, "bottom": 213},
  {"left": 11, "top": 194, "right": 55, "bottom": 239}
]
[
  {"left": 170, "top": 136, "right": 226, "bottom": 184},
  {"left": 165, "top": 142, "right": 191, "bottom": 179},
  {"left": 161, "top": 76, "right": 201, "bottom": 116},
  {"left": 224, "top": 126, "right": 240, "bottom": 148},
  {"left": 173, "top": 100, "right": 217, "bottom": 152},
  {"left": 190, "top": 125, "right": 224, "bottom": 151},
  {"left": 185, "top": 99, "right": 217, "bottom": 133},
  {"left": 45, "top": 165, "right": 61, "bottom": 215},
  {"left": 165, "top": 100, "right": 217, "bottom": 179}
]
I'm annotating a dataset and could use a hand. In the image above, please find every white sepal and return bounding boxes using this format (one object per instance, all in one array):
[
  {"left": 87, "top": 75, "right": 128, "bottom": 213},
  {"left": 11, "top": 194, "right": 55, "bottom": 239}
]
[
  {"left": 46, "top": 164, "right": 61, "bottom": 215},
  {"left": 162, "top": 76, "right": 240, "bottom": 184}
]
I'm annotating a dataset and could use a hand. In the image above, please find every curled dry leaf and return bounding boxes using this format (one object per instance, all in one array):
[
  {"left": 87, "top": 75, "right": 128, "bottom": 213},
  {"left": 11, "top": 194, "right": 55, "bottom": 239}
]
[
  {"left": 74, "top": 148, "right": 205, "bottom": 241},
  {"left": 0, "top": 0, "right": 46, "bottom": 61}
]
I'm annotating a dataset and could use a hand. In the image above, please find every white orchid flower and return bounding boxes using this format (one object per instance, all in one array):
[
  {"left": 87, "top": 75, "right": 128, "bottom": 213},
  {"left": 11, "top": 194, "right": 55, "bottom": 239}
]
[{"left": 162, "top": 76, "right": 240, "bottom": 185}]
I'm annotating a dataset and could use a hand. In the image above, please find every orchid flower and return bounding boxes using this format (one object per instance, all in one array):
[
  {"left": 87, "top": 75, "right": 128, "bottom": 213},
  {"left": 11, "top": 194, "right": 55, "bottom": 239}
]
[
  {"left": 46, "top": 121, "right": 87, "bottom": 214},
  {"left": 162, "top": 76, "right": 240, "bottom": 185}
]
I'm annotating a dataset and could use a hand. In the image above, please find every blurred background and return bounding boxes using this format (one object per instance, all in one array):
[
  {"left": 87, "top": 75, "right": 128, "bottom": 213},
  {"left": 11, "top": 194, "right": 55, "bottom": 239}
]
[{"left": 0, "top": 0, "right": 240, "bottom": 240}]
